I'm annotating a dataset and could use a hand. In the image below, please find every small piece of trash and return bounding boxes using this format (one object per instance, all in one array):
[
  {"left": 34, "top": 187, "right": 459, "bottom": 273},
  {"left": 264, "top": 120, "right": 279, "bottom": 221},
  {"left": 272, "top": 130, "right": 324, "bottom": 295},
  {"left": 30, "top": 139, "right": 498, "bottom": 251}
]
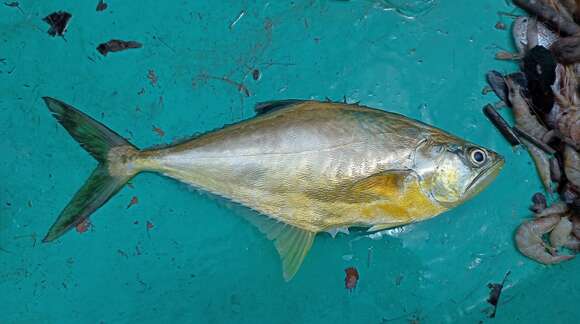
[
  {"left": 97, "top": 39, "right": 142, "bottom": 56},
  {"left": 487, "top": 270, "right": 511, "bottom": 318},
  {"left": 43, "top": 11, "right": 72, "bottom": 37},
  {"left": 229, "top": 10, "right": 246, "bottom": 30},
  {"left": 252, "top": 69, "right": 261, "bottom": 81},
  {"left": 96, "top": 0, "right": 107, "bottom": 11},
  {"left": 146, "top": 221, "right": 154, "bottom": 238},
  {"left": 127, "top": 196, "right": 138, "bottom": 209},
  {"left": 342, "top": 254, "right": 353, "bottom": 261},
  {"left": 4, "top": 1, "right": 19, "bottom": 8},
  {"left": 147, "top": 69, "right": 158, "bottom": 86},
  {"left": 152, "top": 126, "right": 165, "bottom": 137},
  {"left": 344, "top": 267, "right": 359, "bottom": 291},
  {"left": 75, "top": 219, "right": 91, "bottom": 234}
]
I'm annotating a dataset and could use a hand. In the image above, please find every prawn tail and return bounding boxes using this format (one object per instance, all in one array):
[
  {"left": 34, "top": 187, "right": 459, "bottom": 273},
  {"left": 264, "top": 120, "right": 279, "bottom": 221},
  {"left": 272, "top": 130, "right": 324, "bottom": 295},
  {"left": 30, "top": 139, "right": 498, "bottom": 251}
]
[
  {"left": 42, "top": 97, "right": 142, "bottom": 242},
  {"left": 524, "top": 140, "right": 554, "bottom": 193}
]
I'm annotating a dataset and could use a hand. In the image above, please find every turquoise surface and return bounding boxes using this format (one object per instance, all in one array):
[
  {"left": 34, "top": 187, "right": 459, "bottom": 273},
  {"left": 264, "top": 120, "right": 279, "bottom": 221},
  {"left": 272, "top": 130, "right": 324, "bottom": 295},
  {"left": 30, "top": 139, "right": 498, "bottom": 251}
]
[{"left": 1, "top": 1, "right": 577, "bottom": 323}]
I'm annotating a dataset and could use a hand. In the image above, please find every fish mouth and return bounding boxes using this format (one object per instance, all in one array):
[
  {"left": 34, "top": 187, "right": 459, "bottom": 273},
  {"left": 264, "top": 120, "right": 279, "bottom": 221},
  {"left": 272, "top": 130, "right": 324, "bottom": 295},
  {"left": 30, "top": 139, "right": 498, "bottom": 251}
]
[{"left": 464, "top": 156, "right": 505, "bottom": 200}]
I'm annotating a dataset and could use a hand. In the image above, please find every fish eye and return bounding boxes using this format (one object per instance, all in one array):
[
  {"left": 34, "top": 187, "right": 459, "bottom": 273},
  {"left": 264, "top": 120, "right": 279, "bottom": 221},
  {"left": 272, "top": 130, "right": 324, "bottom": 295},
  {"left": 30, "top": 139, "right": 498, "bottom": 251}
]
[{"left": 469, "top": 148, "right": 487, "bottom": 166}]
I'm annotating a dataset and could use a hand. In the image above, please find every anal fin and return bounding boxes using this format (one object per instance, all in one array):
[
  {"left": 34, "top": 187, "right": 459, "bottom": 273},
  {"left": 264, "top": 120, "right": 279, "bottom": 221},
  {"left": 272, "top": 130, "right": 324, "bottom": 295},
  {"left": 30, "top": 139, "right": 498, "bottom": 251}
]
[{"left": 241, "top": 212, "right": 315, "bottom": 281}]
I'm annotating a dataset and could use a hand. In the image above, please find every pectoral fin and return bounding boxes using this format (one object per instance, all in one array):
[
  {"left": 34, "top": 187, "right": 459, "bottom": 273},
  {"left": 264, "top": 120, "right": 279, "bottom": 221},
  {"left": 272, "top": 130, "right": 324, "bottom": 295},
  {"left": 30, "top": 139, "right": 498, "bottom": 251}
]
[
  {"left": 240, "top": 212, "right": 315, "bottom": 281},
  {"left": 351, "top": 170, "right": 445, "bottom": 224},
  {"left": 351, "top": 170, "right": 414, "bottom": 198}
]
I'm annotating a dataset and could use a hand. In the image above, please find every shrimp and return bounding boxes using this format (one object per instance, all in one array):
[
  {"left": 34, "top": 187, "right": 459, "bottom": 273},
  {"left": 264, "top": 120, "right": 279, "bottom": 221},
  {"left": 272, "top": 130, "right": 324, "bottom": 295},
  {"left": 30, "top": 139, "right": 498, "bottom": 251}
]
[
  {"left": 551, "top": 65, "right": 580, "bottom": 147},
  {"left": 549, "top": 215, "right": 573, "bottom": 249},
  {"left": 506, "top": 77, "right": 549, "bottom": 139},
  {"left": 572, "top": 214, "right": 580, "bottom": 238},
  {"left": 564, "top": 145, "right": 580, "bottom": 187},
  {"left": 526, "top": 142, "right": 554, "bottom": 192},
  {"left": 515, "top": 214, "right": 574, "bottom": 264},
  {"left": 506, "top": 77, "right": 554, "bottom": 192},
  {"left": 530, "top": 192, "right": 547, "bottom": 213},
  {"left": 563, "top": 236, "right": 580, "bottom": 250},
  {"left": 536, "top": 200, "right": 569, "bottom": 217}
]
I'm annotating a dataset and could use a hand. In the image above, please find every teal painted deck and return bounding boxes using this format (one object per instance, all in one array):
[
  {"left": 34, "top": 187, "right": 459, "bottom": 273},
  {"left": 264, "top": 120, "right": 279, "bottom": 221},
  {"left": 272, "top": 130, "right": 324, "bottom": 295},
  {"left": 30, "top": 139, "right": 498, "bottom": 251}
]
[{"left": 1, "top": 1, "right": 577, "bottom": 323}]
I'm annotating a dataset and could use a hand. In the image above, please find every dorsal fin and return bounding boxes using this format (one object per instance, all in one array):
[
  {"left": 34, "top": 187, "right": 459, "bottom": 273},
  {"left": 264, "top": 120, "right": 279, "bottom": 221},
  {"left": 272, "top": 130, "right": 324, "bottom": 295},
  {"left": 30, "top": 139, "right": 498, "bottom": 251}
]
[
  {"left": 254, "top": 99, "right": 306, "bottom": 115},
  {"left": 240, "top": 211, "right": 315, "bottom": 281}
]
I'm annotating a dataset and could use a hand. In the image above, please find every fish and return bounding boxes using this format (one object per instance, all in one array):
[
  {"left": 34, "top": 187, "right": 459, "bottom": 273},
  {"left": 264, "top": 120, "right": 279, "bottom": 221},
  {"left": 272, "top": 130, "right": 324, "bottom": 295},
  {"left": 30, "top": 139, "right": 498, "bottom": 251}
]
[{"left": 41, "top": 97, "right": 504, "bottom": 280}]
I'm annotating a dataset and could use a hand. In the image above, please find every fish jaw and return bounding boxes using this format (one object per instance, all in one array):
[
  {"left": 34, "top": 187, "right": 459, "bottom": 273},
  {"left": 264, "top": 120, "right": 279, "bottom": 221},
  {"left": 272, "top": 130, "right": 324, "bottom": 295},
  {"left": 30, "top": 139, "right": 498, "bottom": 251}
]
[{"left": 462, "top": 156, "right": 505, "bottom": 203}]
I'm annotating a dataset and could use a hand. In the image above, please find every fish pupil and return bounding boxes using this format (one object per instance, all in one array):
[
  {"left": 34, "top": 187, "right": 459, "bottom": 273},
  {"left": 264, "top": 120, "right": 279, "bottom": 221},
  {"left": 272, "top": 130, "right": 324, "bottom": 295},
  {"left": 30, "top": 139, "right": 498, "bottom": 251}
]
[{"left": 473, "top": 151, "right": 484, "bottom": 163}]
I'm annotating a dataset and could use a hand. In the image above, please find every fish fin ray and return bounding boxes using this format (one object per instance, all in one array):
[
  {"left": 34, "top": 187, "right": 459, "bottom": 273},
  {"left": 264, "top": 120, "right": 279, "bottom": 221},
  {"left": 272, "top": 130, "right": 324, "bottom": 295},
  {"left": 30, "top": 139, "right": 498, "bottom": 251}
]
[
  {"left": 276, "top": 227, "right": 314, "bottom": 281},
  {"left": 240, "top": 212, "right": 315, "bottom": 281}
]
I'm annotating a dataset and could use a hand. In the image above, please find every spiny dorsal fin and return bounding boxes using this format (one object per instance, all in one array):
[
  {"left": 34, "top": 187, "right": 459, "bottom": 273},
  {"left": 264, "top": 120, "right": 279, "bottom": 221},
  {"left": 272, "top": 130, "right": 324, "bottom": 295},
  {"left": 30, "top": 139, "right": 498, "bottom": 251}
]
[
  {"left": 254, "top": 99, "right": 306, "bottom": 115},
  {"left": 240, "top": 212, "right": 315, "bottom": 281}
]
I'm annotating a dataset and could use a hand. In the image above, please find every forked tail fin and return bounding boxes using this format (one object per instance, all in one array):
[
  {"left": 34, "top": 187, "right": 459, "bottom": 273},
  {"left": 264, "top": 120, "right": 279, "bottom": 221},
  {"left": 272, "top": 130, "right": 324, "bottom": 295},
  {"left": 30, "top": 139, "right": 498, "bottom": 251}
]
[{"left": 42, "top": 97, "right": 140, "bottom": 242}]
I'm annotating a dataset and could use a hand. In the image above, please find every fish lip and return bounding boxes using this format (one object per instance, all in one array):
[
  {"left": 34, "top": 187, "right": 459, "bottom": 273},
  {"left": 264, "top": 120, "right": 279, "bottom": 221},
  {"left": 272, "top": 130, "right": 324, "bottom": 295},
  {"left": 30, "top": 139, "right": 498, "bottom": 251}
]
[{"left": 464, "top": 156, "right": 505, "bottom": 197}]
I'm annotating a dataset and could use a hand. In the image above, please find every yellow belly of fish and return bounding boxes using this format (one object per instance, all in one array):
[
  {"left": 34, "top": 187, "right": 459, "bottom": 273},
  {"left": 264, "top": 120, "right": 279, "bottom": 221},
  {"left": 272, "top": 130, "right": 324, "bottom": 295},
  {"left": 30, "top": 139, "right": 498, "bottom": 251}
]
[
  {"left": 257, "top": 171, "right": 448, "bottom": 232},
  {"left": 319, "top": 175, "right": 446, "bottom": 231},
  {"left": 358, "top": 185, "right": 446, "bottom": 226}
]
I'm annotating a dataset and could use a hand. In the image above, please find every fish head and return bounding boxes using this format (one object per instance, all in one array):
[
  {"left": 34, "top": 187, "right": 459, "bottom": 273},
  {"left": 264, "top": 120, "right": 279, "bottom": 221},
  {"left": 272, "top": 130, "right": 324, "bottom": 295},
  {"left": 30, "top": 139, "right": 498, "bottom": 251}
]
[{"left": 417, "top": 140, "right": 504, "bottom": 207}]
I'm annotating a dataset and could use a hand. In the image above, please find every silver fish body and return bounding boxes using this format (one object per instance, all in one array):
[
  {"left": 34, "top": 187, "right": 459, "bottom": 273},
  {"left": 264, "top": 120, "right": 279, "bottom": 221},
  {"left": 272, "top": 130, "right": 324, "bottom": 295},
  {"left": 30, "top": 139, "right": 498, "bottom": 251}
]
[{"left": 42, "top": 98, "right": 504, "bottom": 280}]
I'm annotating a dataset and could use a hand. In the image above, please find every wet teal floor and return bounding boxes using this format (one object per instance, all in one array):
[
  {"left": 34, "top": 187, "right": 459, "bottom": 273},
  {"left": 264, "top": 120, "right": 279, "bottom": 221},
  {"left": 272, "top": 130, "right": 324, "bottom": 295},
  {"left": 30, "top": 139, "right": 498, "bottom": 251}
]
[{"left": 1, "top": 1, "right": 578, "bottom": 323}]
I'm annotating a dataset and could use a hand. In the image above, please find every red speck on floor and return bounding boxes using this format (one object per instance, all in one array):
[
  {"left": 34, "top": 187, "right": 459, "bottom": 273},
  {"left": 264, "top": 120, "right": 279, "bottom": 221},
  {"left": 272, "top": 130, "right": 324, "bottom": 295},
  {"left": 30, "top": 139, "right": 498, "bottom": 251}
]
[
  {"left": 146, "top": 221, "right": 154, "bottom": 230},
  {"left": 147, "top": 69, "right": 158, "bottom": 86},
  {"left": 75, "top": 219, "right": 91, "bottom": 234},
  {"left": 96, "top": 0, "right": 107, "bottom": 11},
  {"left": 127, "top": 196, "right": 138, "bottom": 208},
  {"left": 344, "top": 267, "right": 359, "bottom": 291},
  {"left": 152, "top": 126, "right": 165, "bottom": 137}
]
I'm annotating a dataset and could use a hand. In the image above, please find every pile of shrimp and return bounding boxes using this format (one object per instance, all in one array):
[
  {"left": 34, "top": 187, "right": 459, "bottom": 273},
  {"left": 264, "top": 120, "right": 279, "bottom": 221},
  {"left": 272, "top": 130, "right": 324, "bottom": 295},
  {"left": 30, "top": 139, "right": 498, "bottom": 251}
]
[{"left": 486, "top": 0, "right": 580, "bottom": 264}]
